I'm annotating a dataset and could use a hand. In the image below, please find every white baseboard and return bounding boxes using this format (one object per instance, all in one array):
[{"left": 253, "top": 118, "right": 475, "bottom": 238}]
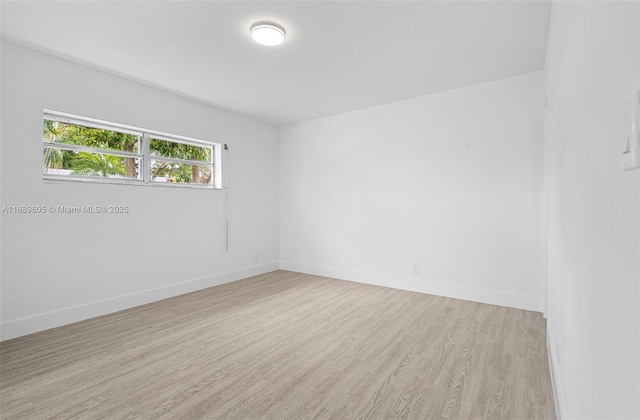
[
  {"left": 547, "top": 330, "right": 566, "bottom": 420},
  {"left": 0, "top": 262, "right": 279, "bottom": 341},
  {"left": 1, "top": 261, "right": 544, "bottom": 341},
  {"left": 279, "top": 261, "right": 543, "bottom": 312}
]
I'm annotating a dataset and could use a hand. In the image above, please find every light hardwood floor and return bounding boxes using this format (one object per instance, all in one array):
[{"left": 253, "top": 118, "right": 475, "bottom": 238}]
[{"left": 0, "top": 270, "right": 555, "bottom": 419}]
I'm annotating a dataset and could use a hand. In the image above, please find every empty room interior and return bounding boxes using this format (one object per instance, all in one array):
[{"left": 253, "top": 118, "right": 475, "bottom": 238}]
[{"left": 1, "top": 1, "right": 639, "bottom": 419}]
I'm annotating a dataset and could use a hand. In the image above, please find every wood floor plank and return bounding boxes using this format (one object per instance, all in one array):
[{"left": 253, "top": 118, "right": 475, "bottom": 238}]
[{"left": 0, "top": 270, "right": 555, "bottom": 419}]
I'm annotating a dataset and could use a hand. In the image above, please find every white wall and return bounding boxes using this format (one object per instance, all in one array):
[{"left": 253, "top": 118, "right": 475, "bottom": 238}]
[
  {"left": 0, "top": 41, "right": 280, "bottom": 340},
  {"left": 545, "top": 1, "right": 640, "bottom": 419},
  {"left": 279, "top": 72, "right": 546, "bottom": 311}
]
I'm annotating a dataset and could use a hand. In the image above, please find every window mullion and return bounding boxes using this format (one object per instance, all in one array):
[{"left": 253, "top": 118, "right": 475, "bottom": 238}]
[
  {"left": 44, "top": 143, "right": 141, "bottom": 159},
  {"left": 150, "top": 155, "right": 213, "bottom": 167},
  {"left": 143, "top": 133, "right": 150, "bottom": 183}
]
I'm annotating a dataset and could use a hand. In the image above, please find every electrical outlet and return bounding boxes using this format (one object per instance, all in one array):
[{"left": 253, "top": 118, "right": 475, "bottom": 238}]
[
  {"left": 254, "top": 253, "right": 260, "bottom": 262},
  {"left": 412, "top": 265, "right": 419, "bottom": 274}
]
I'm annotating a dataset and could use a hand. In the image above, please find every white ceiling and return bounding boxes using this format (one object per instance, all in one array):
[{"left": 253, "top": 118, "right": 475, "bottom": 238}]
[{"left": 1, "top": 1, "right": 551, "bottom": 126}]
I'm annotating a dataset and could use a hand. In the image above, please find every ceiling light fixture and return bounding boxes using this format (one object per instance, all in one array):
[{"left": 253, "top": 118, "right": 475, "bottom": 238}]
[{"left": 250, "top": 22, "right": 286, "bottom": 46}]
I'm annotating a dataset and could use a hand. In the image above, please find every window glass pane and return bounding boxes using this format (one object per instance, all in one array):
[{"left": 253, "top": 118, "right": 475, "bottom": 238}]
[
  {"left": 44, "top": 147, "right": 141, "bottom": 179},
  {"left": 42, "top": 112, "right": 219, "bottom": 189},
  {"left": 150, "top": 138, "right": 211, "bottom": 163},
  {"left": 150, "top": 159, "right": 213, "bottom": 184},
  {"left": 44, "top": 119, "right": 140, "bottom": 154}
]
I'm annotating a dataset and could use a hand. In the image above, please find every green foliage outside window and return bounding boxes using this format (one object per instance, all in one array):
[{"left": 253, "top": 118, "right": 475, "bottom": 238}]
[
  {"left": 44, "top": 120, "right": 212, "bottom": 184},
  {"left": 150, "top": 138, "right": 211, "bottom": 184}
]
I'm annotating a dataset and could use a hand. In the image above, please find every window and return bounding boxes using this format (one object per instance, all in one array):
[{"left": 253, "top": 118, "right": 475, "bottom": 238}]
[
  {"left": 149, "top": 136, "right": 213, "bottom": 185},
  {"left": 43, "top": 111, "right": 221, "bottom": 189}
]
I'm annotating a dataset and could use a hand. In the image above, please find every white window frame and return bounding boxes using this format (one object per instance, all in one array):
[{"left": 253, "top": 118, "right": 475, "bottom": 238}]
[{"left": 43, "top": 110, "right": 222, "bottom": 189}]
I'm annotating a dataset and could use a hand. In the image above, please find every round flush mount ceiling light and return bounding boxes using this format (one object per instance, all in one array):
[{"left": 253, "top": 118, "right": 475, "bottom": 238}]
[{"left": 250, "top": 22, "right": 286, "bottom": 46}]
